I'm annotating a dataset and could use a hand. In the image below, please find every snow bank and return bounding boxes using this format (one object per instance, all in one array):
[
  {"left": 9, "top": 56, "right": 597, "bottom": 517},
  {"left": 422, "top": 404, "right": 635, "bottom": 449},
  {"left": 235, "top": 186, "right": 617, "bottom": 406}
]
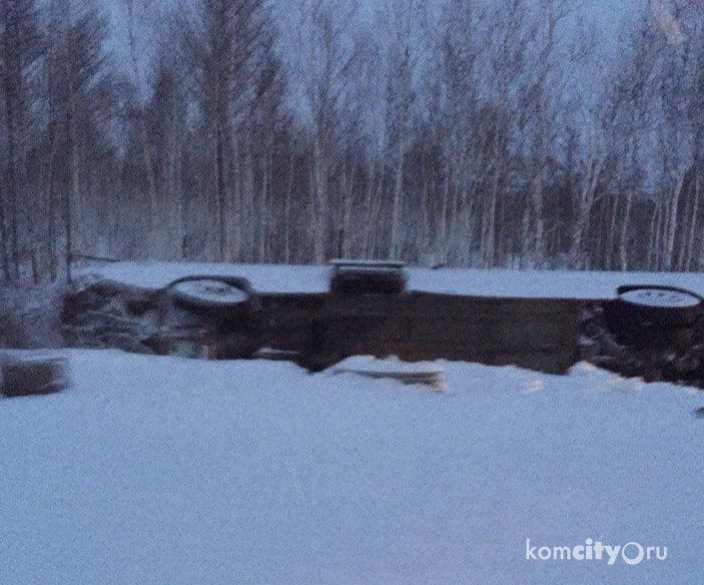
[
  {"left": 1, "top": 351, "right": 702, "bottom": 584},
  {"left": 80, "top": 260, "right": 704, "bottom": 299}
]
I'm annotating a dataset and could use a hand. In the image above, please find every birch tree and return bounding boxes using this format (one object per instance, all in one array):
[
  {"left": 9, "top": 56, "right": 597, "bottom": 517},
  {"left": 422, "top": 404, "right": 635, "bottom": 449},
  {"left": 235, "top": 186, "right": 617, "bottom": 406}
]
[
  {"left": 293, "top": 0, "right": 359, "bottom": 263},
  {"left": 123, "top": 0, "right": 158, "bottom": 240},
  {"left": 383, "top": 0, "right": 422, "bottom": 258},
  {"left": 184, "top": 0, "right": 276, "bottom": 262},
  {"left": 147, "top": 44, "right": 187, "bottom": 259},
  {"left": 0, "top": 0, "right": 43, "bottom": 281},
  {"left": 46, "top": 0, "right": 110, "bottom": 280}
]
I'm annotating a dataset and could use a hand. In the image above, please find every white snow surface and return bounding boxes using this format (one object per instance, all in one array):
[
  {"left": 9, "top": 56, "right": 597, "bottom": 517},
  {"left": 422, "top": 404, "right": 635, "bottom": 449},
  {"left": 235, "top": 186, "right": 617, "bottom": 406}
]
[
  {"left": 2, "top": 351, "right": 702, "bottom": 584},
  {"left": 333, "top": 355, "right": 444, "bottom": 375},
  {"left": 80, "top": 261, "right": 704, "bottom": 299}
]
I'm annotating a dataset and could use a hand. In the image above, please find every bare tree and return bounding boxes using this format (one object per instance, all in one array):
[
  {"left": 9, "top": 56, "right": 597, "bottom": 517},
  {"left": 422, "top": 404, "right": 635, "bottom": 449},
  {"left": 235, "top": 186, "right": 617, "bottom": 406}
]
[
  {"left": 383, "top": 0, "right": 422, "bottom": 258},
  {"left": 291, "top": 0, "right": 359, "bottom": 263},
  {"left": 124, "top": 0, "right": 158, "bottom": 241},
  {"left": 147, "top": 41, "right": 188, "bottom": 260},
  {"left": 568, "top": 130, "right": 604, "bottom": 269},
  {"left": 434, "top": 0, "right": 485, "bottom": 264},
  {"left": 183, "top": 0, "right": 276, "bottom": 262},
  {"left": 0, "top": 0, "right": 43, "bottom": 281},
  {"left": 46, "top": 0, "right": 110, "bottom": 281},
  {"left": 516, "top": 0, "right": 570, "bottom": 268}
]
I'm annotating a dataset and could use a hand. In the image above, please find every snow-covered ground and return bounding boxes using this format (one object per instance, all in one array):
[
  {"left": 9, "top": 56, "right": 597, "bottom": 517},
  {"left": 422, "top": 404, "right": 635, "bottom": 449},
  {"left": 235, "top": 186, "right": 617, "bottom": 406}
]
[
  {"left": 81, "top": 260, "right": 704, "bottom": 299},
  {"left": 2, "top": 351, "right": 702, "bottom": 584}
]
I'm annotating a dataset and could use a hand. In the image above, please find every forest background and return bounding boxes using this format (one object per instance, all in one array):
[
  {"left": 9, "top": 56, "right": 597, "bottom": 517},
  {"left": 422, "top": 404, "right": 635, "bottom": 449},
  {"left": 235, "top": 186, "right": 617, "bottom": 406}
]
[{"left": 0, "top": 0, "right": 700, "bottom": 285}]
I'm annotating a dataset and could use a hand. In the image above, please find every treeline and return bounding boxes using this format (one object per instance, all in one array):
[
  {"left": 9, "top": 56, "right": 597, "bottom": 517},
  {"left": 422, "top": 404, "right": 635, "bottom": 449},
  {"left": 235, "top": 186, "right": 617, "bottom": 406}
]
[{"left": 1, "top": 0, "right": 704, "bottom": 284}]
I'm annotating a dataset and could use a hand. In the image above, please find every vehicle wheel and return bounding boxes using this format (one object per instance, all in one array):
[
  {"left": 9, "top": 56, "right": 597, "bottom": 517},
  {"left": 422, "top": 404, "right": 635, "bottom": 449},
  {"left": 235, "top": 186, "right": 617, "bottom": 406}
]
[
  {"left": 168, "top": 276, "right": 261, "bottom": 316},
  {"left": 165, "top": 276, "right": 264, "bottom": 357},
  {"left": 603, "top": 285, "right": 703, "bottom": 348}
]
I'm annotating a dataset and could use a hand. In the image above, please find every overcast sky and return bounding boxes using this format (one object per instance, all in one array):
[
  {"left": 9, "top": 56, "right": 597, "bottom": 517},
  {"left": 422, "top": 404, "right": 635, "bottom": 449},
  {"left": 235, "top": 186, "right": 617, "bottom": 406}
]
[
  {"left": 98, "top": 0, "right": 649, "bottom": 128},
  {"left": 104, "top": 0, "right": 644, "bottom": 71}
]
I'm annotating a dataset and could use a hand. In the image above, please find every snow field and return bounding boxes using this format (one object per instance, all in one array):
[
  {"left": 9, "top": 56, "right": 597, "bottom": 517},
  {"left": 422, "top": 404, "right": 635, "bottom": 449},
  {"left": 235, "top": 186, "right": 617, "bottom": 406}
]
[{"left": 1, "top": 351, "right": 703, "bottom": 584}]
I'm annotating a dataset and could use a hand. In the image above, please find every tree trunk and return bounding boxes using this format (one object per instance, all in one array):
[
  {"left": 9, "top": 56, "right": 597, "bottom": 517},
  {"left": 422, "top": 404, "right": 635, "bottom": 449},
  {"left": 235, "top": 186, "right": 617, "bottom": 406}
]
[
  {"left": 390, "top": 139, "right": 405, "bottom": 258},
  {"left": 4, "top": 86, "right": 21, "bottom": 281},
  {"left": 126, "top": 0, "right": 158, "bottom": 238},
  {"left": 66, "top": 84, "right": 79, "bottom": 284},
  {"left": 311, "top": 137, "right": 328, "bottom": 263},
  {"left": 0, "top": 183, "right": 9, "bottom": 280},
  {"left": 662, "top": 174, "right": 684, "bottom": 271},
  {"left": 284, "top": 154, "right": 294, "bottom": 263},
  {"left": 618, "top": 189, "right": 633, "bottom": 271},
  {"left": 215, "top": 120, "right": 226, "bottom": 262}
]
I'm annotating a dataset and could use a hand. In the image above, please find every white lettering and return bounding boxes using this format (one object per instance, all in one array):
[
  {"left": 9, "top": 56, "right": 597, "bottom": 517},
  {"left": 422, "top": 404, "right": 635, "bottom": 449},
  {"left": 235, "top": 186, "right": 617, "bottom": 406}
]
[
  {"left": 604, "top": 545, "right": 621, "bottom": 566},
  {"left": 538, "top": 547, "right": 552, "bottom": 560},
  {"left": 553, "top": 546, "right": 571, "bottom": 560},
  {"left": 621, "top": 542, "right": 645, "bottom": 566},
  {"left": 526, "top": 539, "right": 537, "bottom": 560}
]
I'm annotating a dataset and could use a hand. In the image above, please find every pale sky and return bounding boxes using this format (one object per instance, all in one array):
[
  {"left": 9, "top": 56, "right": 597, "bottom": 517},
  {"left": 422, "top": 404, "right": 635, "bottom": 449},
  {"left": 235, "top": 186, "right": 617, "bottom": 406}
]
[{"left": 104, "top": 0, "right": 645, "bottom": 75}]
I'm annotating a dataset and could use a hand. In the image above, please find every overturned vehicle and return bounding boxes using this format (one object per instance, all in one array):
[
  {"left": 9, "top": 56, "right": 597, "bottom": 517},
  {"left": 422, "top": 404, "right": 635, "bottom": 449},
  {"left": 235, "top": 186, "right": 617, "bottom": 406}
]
[{"left": 62, "top": 266, "right": 704, "bottom": 388}]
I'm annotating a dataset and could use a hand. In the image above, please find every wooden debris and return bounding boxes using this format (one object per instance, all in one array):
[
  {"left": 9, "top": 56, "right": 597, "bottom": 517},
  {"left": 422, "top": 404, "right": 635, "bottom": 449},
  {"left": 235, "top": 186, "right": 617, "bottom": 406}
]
[
  {"left": 1, "top": 351, "right": 69, "bottom": 398},
  {"left": 332, "top": 355, "right": 447, "bottom": 392}
]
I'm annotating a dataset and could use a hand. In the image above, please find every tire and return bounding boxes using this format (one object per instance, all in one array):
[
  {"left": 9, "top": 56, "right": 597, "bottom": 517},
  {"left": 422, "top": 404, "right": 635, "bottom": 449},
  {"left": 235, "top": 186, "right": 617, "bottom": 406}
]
[
  {"left": 168, "top": 276, "right": 261, "bottom": 315},
  {"left": 166, "top": 276, "right": 265, "bottom": 358},
  {"left": 603, "top": 285, "right": 703, "bottom": 348}
]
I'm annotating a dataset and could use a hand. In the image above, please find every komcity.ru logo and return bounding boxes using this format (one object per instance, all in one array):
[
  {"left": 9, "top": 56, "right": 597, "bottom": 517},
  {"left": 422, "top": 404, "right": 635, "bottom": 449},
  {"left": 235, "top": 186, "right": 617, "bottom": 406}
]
[{"left": 525, "top": 538, "right": 668, "bottom": 566}]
